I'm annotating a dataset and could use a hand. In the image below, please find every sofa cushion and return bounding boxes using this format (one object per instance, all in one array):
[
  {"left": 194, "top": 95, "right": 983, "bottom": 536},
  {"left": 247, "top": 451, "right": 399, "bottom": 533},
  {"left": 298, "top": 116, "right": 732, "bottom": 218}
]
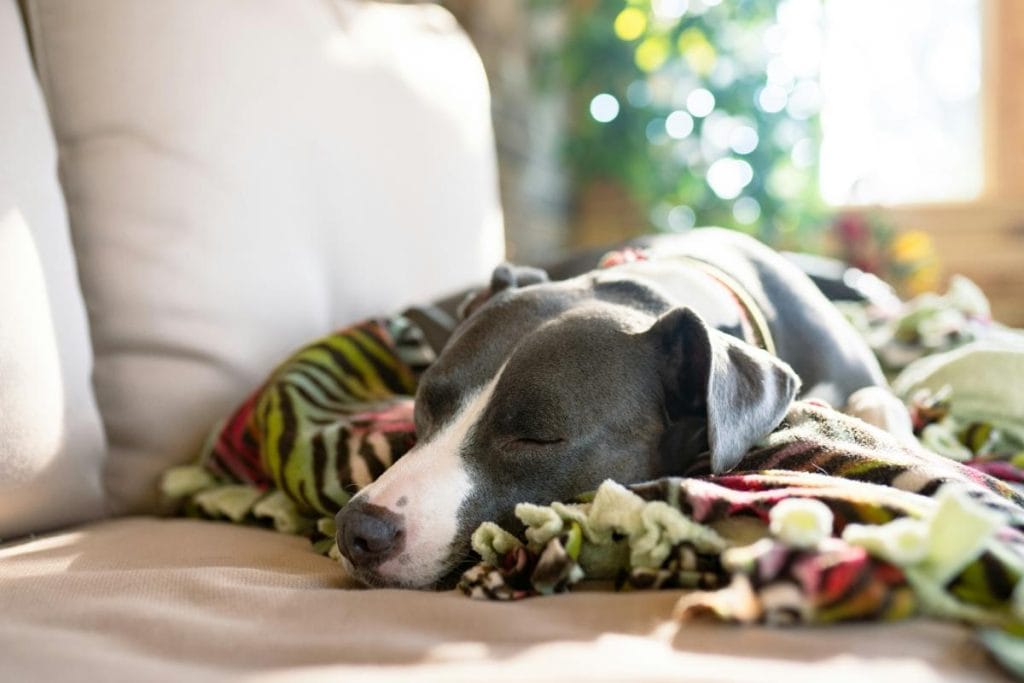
[
  {"left": 0, "top": 0, "right": 107, "bottom": 539},
  {"left": 24, "top": 0, "right": 504, "bottom": 513},
  {"left": 0, "top": 517, "right": 1003, "bottom": 682}
]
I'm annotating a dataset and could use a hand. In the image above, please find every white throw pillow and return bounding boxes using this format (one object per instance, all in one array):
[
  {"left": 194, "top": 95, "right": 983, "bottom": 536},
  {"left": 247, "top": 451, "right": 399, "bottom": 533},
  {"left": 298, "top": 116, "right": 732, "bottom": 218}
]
[
  {"left": 25, "top": 0, "right": 504, "bottom": 513},
  {"left": 0, "top": 0, "right": 108, "bottom": 538}
]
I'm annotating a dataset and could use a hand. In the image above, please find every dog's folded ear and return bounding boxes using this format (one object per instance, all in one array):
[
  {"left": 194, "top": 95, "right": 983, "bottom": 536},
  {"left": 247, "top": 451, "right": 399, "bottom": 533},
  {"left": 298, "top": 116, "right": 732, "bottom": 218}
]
[
  {"left": 457, "top": 263, "right": 551, "bottom": 322},
  {"left": 490, "top": 263, "right": 550, "bottom": 293},
  {"left": 648, "top": 307, "right": 800, "bottom": 474}
]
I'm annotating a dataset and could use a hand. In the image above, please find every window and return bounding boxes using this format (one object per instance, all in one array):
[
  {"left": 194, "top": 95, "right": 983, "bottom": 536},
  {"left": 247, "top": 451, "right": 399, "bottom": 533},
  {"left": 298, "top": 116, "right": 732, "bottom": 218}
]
[{"left": 820, "top": 0, "right": 983, "bottom": 205}]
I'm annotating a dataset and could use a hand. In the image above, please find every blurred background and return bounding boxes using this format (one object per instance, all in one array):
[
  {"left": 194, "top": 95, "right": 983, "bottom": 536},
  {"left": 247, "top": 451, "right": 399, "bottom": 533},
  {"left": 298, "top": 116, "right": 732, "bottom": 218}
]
[{"left": 439, "top": 0, "right": 1023, "bottom": 324}]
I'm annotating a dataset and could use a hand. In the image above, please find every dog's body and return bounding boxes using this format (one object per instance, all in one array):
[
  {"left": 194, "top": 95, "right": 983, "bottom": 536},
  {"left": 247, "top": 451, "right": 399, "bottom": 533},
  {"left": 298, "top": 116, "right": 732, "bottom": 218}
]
[{"left": 336, "top": 228, "right": 908, "bottom": 589}]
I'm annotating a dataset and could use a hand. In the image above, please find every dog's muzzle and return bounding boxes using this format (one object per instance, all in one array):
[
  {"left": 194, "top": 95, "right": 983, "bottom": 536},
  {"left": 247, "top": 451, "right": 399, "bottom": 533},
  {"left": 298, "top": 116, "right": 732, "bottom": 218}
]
[{"left": 335, "top": 499, "right": 405, "bottom": 569}]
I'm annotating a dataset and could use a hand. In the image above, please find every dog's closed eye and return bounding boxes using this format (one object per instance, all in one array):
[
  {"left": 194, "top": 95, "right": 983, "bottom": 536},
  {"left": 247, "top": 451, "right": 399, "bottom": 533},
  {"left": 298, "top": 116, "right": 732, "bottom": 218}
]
[{"left": 508, "top": 436, "right": 565, "bottom": 448}]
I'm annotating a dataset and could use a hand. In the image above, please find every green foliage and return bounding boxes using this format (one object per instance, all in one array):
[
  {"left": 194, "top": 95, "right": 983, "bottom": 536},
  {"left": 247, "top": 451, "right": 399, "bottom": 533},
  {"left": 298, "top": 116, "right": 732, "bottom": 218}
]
[{"left": 533, "top": 0, "right": 828, "bottom": 246}]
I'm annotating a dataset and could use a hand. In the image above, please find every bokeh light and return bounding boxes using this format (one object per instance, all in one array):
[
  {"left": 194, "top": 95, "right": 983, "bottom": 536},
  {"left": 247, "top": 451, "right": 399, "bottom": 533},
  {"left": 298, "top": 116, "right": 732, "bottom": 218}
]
[
  {"left": 678, "top": 28, "right": 717, "bottom": 76},
  {"left": 635, "top": 36, "right": 671, "bottom": 72},
  {"left": 733, "top": 197, "right": 762, "bottom": 224},
  {"left": 652, "top": 0, "right": 689, "bottom": 21},
  {"left": 729, "top": 126, "right": 759, "bottom": 154},
  {"left": 757, "top": 84, "right": 788, "bottom": 113},
  {"left": 686, "top": 88, "right": 716, "bottom": 117},
  {"left": 701, "top": 112, "right": 734, "bottom": 152},
  {"left": 626, "top": 80, "right": 651, "bottom": 107},
  {"left": 589, "top": 93, "right": 620, "bottom": 123},
  {"left": 614, "top": 7, "right": 647, "bottom": 41},
  {"left": 668, "top": 205, "right": 697, "bottom": 231},
  {"left": 768, "top": 163, "right": 805, "bottom": 198},
  {"left": 665, "top": 110, "right": 695, "bottom": 139},
  {"left": 646, "top": 118, "right": 668, "bottom": 143},
  {"left": 707, "top": 158, "right": 754, "bottom": 199}
]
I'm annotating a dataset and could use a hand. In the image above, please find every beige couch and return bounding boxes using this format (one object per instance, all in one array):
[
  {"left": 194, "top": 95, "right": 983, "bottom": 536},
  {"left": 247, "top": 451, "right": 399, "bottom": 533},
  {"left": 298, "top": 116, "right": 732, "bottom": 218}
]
[{"left": 0, "top": 2, "right": 1007, "bottom": 680}]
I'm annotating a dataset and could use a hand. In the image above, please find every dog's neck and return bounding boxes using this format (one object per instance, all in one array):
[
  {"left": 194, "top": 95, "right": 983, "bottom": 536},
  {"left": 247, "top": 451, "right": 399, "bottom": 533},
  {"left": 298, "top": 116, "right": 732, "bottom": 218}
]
[{"left": 596, "top": 250, "right": 753, "bottom": 345}]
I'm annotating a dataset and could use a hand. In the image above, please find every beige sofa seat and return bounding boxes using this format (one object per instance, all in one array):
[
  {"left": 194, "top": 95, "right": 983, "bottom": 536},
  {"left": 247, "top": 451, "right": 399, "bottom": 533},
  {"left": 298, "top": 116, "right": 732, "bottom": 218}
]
[{"left": 0, "top": 517, "right": 1002, "bottom": 682}]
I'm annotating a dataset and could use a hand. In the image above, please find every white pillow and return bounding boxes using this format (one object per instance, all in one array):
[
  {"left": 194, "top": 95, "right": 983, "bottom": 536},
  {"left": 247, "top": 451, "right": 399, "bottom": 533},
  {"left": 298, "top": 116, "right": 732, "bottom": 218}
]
[
  {"left": 26, "top": 0, "right": 505, "bottom": 513},
  {"left": 0, "top": 0, "right": 108, "bottom": 538}
]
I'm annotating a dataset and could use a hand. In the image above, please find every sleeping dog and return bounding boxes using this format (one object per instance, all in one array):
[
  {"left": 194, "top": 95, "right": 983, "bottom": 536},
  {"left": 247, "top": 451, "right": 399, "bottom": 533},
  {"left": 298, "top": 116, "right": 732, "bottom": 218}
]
[{"left": 335, "top": 228, "right": 910, "bottom": 589}]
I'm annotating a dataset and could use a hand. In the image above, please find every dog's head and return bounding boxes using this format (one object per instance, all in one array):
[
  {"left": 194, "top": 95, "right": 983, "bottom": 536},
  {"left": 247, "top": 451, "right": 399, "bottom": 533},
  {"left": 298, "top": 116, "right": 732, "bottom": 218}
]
[{"left": 335, "top": 264, "right": 800, "bottom": 589}]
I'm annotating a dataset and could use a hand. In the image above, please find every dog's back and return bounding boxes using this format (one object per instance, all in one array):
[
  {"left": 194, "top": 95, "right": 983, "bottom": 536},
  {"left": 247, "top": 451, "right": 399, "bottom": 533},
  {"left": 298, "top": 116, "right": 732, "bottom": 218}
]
[{"left": 635, "top": 229, "right": 887, "bottom": 406}]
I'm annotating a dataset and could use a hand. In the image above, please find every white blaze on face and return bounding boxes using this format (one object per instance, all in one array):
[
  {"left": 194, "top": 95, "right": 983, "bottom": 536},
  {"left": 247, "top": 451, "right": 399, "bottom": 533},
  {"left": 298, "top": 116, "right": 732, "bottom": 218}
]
[{"left": 350, "top": 366, "right": 505, "bottom": 587}]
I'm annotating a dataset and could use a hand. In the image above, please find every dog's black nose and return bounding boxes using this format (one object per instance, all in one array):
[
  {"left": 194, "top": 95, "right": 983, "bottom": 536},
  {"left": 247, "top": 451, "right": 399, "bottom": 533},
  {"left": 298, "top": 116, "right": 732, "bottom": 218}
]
[{"left": 335, "top": 500, "right": 404, "bottom": 568}]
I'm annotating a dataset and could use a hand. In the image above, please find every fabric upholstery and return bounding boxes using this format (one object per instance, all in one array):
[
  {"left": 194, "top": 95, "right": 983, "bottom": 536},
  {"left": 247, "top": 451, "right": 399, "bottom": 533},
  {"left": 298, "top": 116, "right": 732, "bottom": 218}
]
[
  {"left": 0, "top": 517, "right": 1004, "bottom": 682},
  {"left": 0, "top": 0, "right": 107, "bottom": 540},
  {"left": 23, "top": 0, "right": 504, "bottom": 513}
]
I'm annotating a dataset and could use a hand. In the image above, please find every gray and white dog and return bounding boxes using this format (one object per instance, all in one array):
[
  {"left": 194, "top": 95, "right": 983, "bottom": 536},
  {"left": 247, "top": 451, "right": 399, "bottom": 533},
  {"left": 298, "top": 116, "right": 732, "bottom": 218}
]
[{"left": 335, "top": 228, "right": 909, "bottom": 589}]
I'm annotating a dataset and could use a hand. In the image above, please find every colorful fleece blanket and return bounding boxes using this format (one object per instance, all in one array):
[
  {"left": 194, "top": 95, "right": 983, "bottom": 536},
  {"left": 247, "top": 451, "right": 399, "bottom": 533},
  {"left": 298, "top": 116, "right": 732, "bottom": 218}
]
[{"left": 161, "top": 278, "right": 1024, "bottom": 677}]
